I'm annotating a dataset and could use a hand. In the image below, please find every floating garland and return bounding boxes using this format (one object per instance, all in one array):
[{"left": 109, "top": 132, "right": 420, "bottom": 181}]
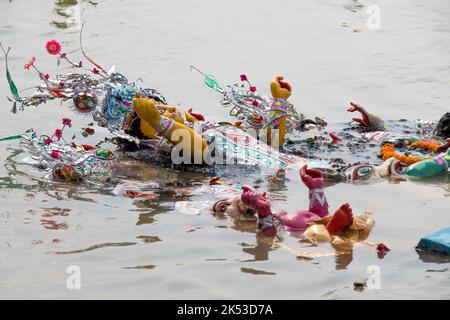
[
  {"left": 408, "top": 141, "right": 440, "bottom": 152},
  {"left": 380, "top": 143, "right": 431, "bottom": 165}
]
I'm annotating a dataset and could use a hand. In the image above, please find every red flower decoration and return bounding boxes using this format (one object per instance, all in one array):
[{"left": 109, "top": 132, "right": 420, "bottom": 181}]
[
  {"left": 71, "top": 142, "right": 77, "bottom": 148},
  {"left": 240, "top": 74, "right": 248, "bottom": 82},
  {"left": 249, "top": 86, "right": 257, "bottom": 92},
  {"left": 252, "top": 100, "right": 259, "bottom": 107},
  {"left": 54, "top": 129, "right": 63, "bottom": 141},
  {"left": 62, "top": 118, "right": 72, "bottom": 127},
  {"left": 45, "top": 40, "right": 62, "bottom": 55},
  {"left": 24, "top": 57, "right": 36, "bottom": 70},
  {"left": 43, "top": 74, "right": 50, "bottom": 80},
  {"left": 51, "top": 150, "right": 62, "bottom": 159},
  {"left": 91, "top": 68, "right": 99, "bottom": 74},
  {"left": 43, "top": 137, "right": 53, "bottom": 145}
]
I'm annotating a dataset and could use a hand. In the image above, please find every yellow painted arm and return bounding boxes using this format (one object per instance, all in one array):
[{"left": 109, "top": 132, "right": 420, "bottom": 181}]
[
  {"left": 134, "top": 98, "right": 208, "bottom": 160},
  {"left": 268, "top": 76, "right": 292, "bottom": 147},
  {"left": 139, "top": 120, "right": 158, "bottom": 139}
]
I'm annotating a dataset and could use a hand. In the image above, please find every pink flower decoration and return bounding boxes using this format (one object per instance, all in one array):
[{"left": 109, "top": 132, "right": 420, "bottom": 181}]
[
  {"left": 45, "top": 40, "right": 62, "bottom": 55},
  {"left": 250, "top": 86, "right": 257, "bottom": 92},
  {"left": 240, "top": 74, "right": 248, "bottom": 82},
  {"left": 62, "top": 118, "right": 72, "bottom": 127},
  {"left": 24, "top": 56, "right": 36, "bottom": 70},
  {"left": 51, "top": 150, "right": 62, "bottom": 159},
  {"left": 43, "top": 137, "right": 53, "bottom": 145},
  {"left": 91, "top": 67, "right": 99, "bottom": 74},
  {"left": 78, "top": 61, "right": 83, "bottom": 67},
  {"left": 43, "top": 74, "right": 50, "bottom": 80},
  {"left": 54, "top": 129, "right": 63, "bottom": 141},
  {"left": 252, "top": 100, "right": 259, "bottom": 107}
]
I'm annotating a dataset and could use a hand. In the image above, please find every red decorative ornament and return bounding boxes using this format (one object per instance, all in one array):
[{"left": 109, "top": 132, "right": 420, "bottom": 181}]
[
  {"left": 73, "top": 92, "right": 97, "bottom": 113},
  {"left": 54, "top": 129, "right": 63, "bottom": 141},
  {"left": 62, "top": 118, "right": 72, "bottom": 127},
  {"left": 51, "top": 150, "right": 62, "bottom": 159},
  {"left": 376, "top": 243, "right": 390, "bottom": 255},
  {"left": 329, "top": 132, "right": 342, "bottom": 143},
  {"left": 43, "top": 137, "right": 53, "bottom": 145}
]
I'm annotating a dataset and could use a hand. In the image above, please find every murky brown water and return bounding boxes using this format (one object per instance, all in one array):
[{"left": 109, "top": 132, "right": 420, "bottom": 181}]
[{"left": 0, "top": 0, "right": 449, "bottom": 299}]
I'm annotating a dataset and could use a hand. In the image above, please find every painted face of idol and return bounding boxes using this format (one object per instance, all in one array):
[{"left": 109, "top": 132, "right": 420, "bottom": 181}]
[{"left": 209, "top": 196, "right": 256, "bottom": 217}]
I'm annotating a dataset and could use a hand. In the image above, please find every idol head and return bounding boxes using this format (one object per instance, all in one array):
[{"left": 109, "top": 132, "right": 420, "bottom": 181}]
[
  {"left": 209, "top": 195, "right": 256, "bottom": 218},
  {"left": 345, "top": 158, "right": 404, "bottom": 182},
  {"left": 344, "top": 164, "right": 377, "bottom": 182}
]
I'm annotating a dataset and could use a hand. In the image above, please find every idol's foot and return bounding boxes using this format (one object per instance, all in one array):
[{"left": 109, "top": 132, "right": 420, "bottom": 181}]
[{"left": 326, "top": 203, "right": 354, "bottom": 235}]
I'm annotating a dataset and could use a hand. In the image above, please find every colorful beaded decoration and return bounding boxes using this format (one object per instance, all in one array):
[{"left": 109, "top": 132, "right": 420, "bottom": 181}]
[
  {"left": 157, "top": 117, "right": 175, "bottom": 137},
  {"left": 264, "top": 98, "right": 290, "bottom": 129}
]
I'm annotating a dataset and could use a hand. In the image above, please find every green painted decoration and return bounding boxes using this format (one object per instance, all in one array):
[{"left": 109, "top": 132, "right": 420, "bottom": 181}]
[
  {"left": 6, "top": 69, "right": 18, "bottom": 97},
  {"left": 204, "top": 76, "right": 218, "bottom": 89}
]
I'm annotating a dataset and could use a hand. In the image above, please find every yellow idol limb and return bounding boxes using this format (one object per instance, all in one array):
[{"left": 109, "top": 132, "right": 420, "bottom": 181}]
[
  {"left": 158, "top": 105, "right": 178, "bottom": 113},
  {"left": 134, "top": 98, "right": 208, "bottom": 161},
  {"left": 185, "top": 108, "right": 206, "bottom": 123},
  {"left": 267, "top": 76, "right": 292, "bottom": 147},
  {"left": 163, "top": 110, "right": 185, "bottom": 125},
  {"left": 185, "top": 109, "right": 198, "bottom": 123},
  {"left": 139, "top": 120, "right": 158, "bottom": 139},
  {"left": 270, "top": 76, "right": 292, "bottom": 100}
]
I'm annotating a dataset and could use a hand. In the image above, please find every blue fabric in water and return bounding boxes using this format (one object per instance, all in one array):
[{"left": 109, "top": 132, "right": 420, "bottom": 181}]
[{"left": 416, "top": 228, "right": 450, "bottom": 255}]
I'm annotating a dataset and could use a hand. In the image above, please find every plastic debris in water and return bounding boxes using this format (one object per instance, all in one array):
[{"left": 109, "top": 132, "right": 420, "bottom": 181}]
[{"left": 416, "top": 228, "right": 450, "bottom": 256}]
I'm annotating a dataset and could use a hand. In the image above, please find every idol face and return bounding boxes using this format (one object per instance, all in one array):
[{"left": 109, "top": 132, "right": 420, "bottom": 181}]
[
  {"left": 210, "top": 196, "right": 256, "bottom": 217},
  {"left": 345, "top": 164, "right": 377, "bottom": 182}
]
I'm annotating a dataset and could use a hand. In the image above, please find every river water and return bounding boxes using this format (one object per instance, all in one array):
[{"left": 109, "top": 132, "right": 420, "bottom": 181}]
[{"left": 0, "top": 0, "right": 449, "bottom": 299}]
